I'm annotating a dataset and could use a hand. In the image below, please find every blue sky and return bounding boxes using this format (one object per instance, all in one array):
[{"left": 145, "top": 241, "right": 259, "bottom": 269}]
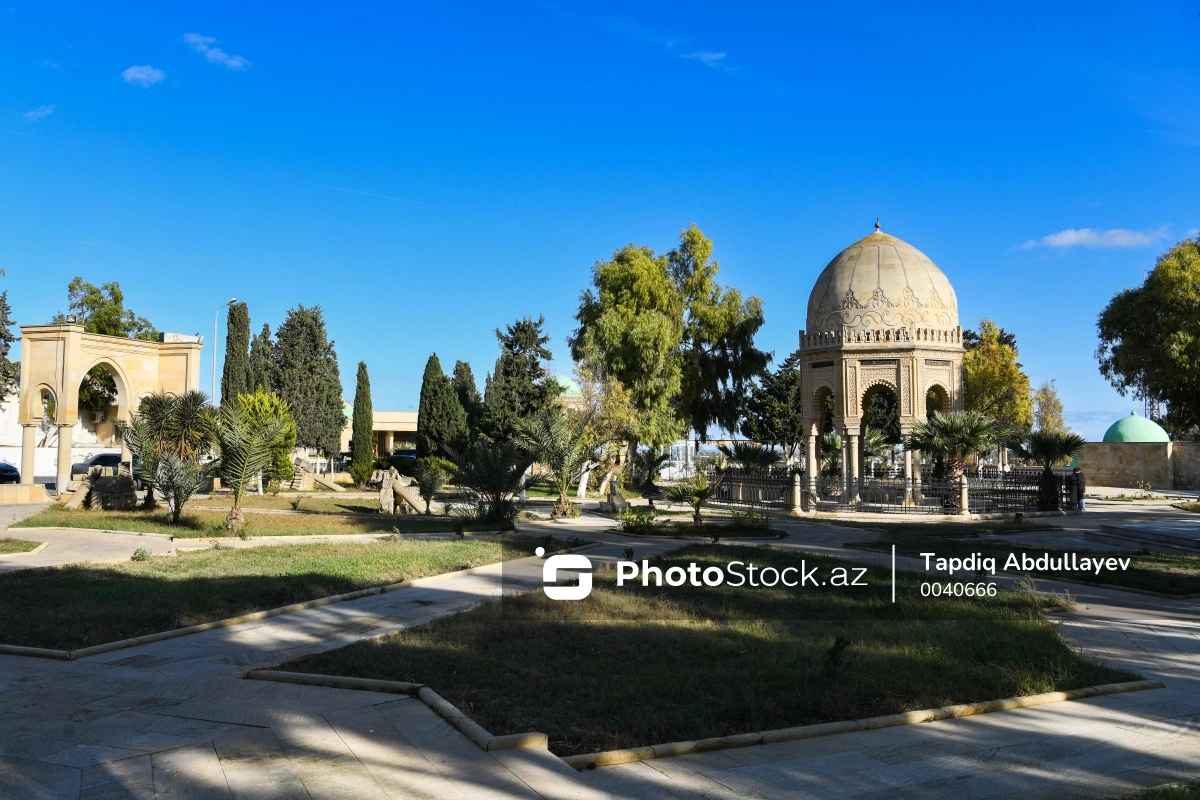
[{"left": 2, "top": 2, "right": 1197, "bottom": 440}]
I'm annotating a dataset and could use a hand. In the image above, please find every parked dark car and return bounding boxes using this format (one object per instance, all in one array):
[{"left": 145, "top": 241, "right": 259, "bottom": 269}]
[
  {"left": 384, "top": 451, "right": 417, "bottom": 474},
  {"left": 0, "top": 462, "right": 19, "bottom": 484},
  {"left": 71, "top": 452, "right": 124, "bottom": 477}
]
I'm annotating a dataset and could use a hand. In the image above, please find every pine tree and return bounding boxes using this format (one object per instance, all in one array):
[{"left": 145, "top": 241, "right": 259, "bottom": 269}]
[
  {"left": 417, "top": 353, "right": 467, "bottom": 458},
  {"left": 350, "top": 361, "right": 374, "bottom": 485},
  {"left": 221, "top": 302, "right": 251, "bottom": 405},
  {"left": 480, "top": 316, "right": 560, "bottom": 444},
  {"left": 0, "top": 291, "right": 18, "bottom": 400},
  {"left": 248, "top": 324, "right": 277, "bottom": 393},
  {"left": 451, "top": 360, "right": 483, "bottom": 443},
  {"left": 274, "top": 305, "right": 344, "bottom": 455}
]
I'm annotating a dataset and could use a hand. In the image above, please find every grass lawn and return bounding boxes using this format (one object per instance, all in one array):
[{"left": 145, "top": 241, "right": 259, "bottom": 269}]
[
  {"left": 280, "top": 545, "right": 1134, "bottom": 757},
  {"left": 193, "top": 495, "right": 381, "bottom": 514},
  {"left": 0, "top": 538, "right": 42, "bottom": 554},
  {"left": 1175, "top": 502, "right": 1200, "bottom": 513},
  {"left": 849, "top": 531, "right": 1200, "bottom": 596},
  {"left": 0, "top": 536, "right": 574, "bottom": 650},
  {"left": 12, "top": 506, "right": 506, "bottom": 538}
]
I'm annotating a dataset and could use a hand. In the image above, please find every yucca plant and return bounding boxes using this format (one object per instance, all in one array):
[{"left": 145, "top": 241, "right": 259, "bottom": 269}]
[
  {"left": 217, "top": 402, "right": 291, "bottom": 532},
  {"left": 664, "top": 472, "right": 725, "bottom": 529}
]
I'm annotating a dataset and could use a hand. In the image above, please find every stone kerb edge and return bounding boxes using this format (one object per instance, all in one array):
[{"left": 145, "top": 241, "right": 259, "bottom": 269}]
[
  {"left": 246, "top": 669, "right": 548, "bottom": 752},
  {"left": 560, "top": 679, "right": 1165, "bottom": 770},
  {"left": 0, "top": 542, "right": 599, "bottom": 661}
]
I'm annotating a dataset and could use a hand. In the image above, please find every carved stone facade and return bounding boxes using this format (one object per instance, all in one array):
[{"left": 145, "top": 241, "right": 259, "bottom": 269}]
[
  {"left": 14, "top": 323, "right": 202, "bottom": 496},
  {"left": 796, "top": 225, "right": 965, "bottom": 509}
]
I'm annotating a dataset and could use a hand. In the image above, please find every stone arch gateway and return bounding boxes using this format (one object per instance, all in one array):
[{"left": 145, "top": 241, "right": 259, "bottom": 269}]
[{"left": 14, "top": 323, "right": 202, "bottom": 496}]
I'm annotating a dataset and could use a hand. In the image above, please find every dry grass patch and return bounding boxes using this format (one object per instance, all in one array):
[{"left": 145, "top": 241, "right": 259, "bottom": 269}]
[{"left": 0, "top": 538, "right": 42, "bottom": 554}]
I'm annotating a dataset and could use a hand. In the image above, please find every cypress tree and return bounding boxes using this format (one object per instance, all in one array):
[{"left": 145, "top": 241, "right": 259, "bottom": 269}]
[
  {"left": 417, "top": 353, "right": 467, "bottom": 458},
  {"left": 248, "top": 323, "right": 277, "bottom": 393},
  {"left": 0, "top": 291, "right": 18, "bottom": 400},
  {"left": 275, "top": 305, "right": 344, "bottom": 455},
  {"left": 221, "top": 302, "right": 251, "bottom": 405},
  {"left": 350, "top": 361, "right": 374, "bottom": 486},
  {"left": 451, "top": 360, "right": 483, "bottom": 443}
]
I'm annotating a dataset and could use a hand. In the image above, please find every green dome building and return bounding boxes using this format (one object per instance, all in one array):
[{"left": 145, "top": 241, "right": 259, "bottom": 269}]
[{"left": 1101, "top": 412, "right": 1170, "bottom": 444}]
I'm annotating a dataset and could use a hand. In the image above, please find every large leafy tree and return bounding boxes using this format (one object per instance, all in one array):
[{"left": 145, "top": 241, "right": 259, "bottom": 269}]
[
  {"left": 1097, "top": 236, "right": 1200, "bottom": 439},
  {"left": 451, "top": 360, "right": 483, "bottom": 443},
  {"left": 1032, "top": 380, "right": 1069, "bottom": 435},
  {"left": 571, "top": 225, "right": 767, "bottom": 450},
  {"left": 963, "top": 318, "right": 1032, "bottom": 435},
  {"left": 247, "top": 323, "right": 278, "bottom": 392},
  {"left": 417, "top": 353, "right": 468, "bottom": 458},
  {"left": 480, "top": 316, "right": 560, "bottom": 444},
  {"left": 669, "top": 225, "right": 769, "bottom": 439},
  {"left": 236, "top": 389, "right": 297, "bottom": 486},
  {"left": 0, "top": 291, "right": 19, "bottom": 400},
  {"left": 740, "top": 350, "right": 805, "bottom": 459},
  {"left": 274, "top": 305, "right": 343, "bottom": 455},
  {"left": 52, "top": 278, "right": 159, "bottom": 414},
  {"left": 350, "top": 361, "right": 374, "bottom": 486},
  {"left": 221, "top": 302, "right": 251, "bottom": 405}
]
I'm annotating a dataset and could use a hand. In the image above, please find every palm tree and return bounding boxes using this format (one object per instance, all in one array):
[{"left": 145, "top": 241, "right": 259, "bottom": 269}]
[
  {"left": 217, "top": 402, "right": 291, "bottom": 532},
  {"left": 413, "top": 458, "right": 450, "bottom": 515},
  {"left": 1012, "top": 430, "right": 1086, "bottom": 510},
  {"left": 121, "top": 391, "right": 218, "bottom": 523},
  {"left": 860, "top": 427, "right": 889, "bottom": 477},
  {"left": 519, "top": 408, "right": 603, "bottom": 517},
  {"left": 664, "top": 472, "right": 724, "bottom": 529},
  {"left": 717, "top": 442, "right": 783, "bottom": 470},
  {"left": 820, "top": 433, "right": 843, "bottom": 476},
  {"left": 453, "top": 441, "right": 536, "bottom": 523},
  {"left": 908, "top": 411, "right": 1007, "bottom": 483}
]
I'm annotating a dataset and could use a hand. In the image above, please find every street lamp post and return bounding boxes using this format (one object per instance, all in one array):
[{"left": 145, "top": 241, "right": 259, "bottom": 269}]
[{"left": 213, "top": 298, "right": 237, "bottom": 403}]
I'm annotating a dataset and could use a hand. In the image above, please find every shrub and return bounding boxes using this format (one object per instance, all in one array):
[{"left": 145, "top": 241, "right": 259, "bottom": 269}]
[
  {"left": 130, "top": 548, "right": 150, "bottom": 562},
  {"left": 619, "top": 507, "right": 660, "bottom": 535},
  {"left": 729, "top": 507, "right": 772, "bottom": 531}
]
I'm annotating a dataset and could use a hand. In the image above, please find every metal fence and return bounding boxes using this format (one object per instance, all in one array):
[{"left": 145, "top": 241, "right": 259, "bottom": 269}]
[{"left": 704, "top": 468, "right": 794, "bottom": 511}]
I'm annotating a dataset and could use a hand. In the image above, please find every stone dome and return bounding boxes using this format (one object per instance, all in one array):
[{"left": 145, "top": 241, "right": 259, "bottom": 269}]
[
  {"left": 1102, "top": 412, "right": 1170, "bottom": 443},
  {"left": 806, "top": 226, "right": 959, "bottom": 333}
]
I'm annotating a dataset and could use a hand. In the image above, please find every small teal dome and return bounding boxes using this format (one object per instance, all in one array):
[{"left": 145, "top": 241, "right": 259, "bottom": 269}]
[
  {"left": 1102, "top": 412, "right": 1169, "bottom": 443},
  {"left": 556, "top": 375, "right": 582, "bottom": 398}
]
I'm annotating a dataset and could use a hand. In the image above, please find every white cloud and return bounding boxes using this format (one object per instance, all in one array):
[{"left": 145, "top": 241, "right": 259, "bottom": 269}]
[
  {"left": 1017, "top": 226, "right": 1170, "bottom": 250},
  {"left": 122, "top": 65, "right": 165, "bottom": 87},
  {"left": 183, "top": 32, "right": 250, "bottom": 70},
  {"left": 681, "top": 51, "right": 727, "bottom": 67},
  {"left": 23, "top": 104, "right": 54, "bottom": 121}
]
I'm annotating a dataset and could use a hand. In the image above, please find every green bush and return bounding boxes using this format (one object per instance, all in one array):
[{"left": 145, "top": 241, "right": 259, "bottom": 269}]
[
  {"left": 619, "top": 507, "right": 660, "bottom": 535},
  {"left": 728, "top": 507, "right": 772, "bottom": 531}
]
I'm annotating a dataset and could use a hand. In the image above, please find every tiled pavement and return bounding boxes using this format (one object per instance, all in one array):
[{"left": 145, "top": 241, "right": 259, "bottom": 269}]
[{"left": 0, "top": 505, "right": 1198, "bottom": 797}]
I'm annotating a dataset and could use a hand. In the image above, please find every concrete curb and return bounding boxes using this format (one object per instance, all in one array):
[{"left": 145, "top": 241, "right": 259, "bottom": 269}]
[
  {"left": 0, "top": 541, "right": 49, "bottom": 557},
  {"left": 13, "top": 526, "right": 176, "bottom": 540},
  {"left": 0, "top": 543, "right": 593, "bottom": 661},
  {"left": 560, "top": 679, "right": 1165, "bottom": 770},
  {"left": 246, "top": 669, "right": 548, "bottom": 752}
]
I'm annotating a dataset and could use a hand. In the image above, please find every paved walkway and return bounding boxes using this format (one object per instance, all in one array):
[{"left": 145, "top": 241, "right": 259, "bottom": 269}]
[{"left": 0, "top": 504, "right": 1197, "bottom": 797}]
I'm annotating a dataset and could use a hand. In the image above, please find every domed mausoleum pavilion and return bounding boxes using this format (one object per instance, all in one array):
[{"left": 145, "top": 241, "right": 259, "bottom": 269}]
[{"left": 798, "top": 222, "right": 964, "bottom": 507}]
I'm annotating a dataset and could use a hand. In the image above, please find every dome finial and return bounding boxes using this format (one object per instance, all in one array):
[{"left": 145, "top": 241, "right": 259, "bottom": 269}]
[{"left": 874, "top": 217, "right": 881, "bottom": 232}]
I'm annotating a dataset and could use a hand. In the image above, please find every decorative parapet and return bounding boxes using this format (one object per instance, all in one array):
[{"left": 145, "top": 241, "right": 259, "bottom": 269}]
[{"left": 799, "top": 325, "right": 961, "bottom": 350}]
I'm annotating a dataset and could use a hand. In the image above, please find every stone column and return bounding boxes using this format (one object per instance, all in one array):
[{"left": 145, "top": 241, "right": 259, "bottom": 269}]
[
  {"left": 55, "top": 424, "right": 73, "bottom": 492},
  {"left": 20, "top": 424, "right": 36, "bottom": 485},
  {"left": 804, "top": 431, "right": 818, "bottom": 510},
  {"left": 959, "top": 474, "right": 971, "bottom": 516},
  {"left": 789, "top": 470, "right": 802, "bottom": 516},
  {"left": 846, "top": 428, "right": 860, "bottom": 504},
  {"left": 385, "top": 430, "right": 394, "bottom": 454},
  {"left": 913, "top": 448, "right": 923, "bottom": 502},
  {"left": 903, "top": 440, "right": 913, "bottom": 504}
]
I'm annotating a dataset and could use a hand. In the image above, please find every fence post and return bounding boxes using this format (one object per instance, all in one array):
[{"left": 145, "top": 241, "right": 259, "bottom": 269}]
[
  {"left": 959, "top": 475, "right": 970, "bottom": 516},
  {"left": 790, "top": 471, "right": 803, "bottom": 515}
]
